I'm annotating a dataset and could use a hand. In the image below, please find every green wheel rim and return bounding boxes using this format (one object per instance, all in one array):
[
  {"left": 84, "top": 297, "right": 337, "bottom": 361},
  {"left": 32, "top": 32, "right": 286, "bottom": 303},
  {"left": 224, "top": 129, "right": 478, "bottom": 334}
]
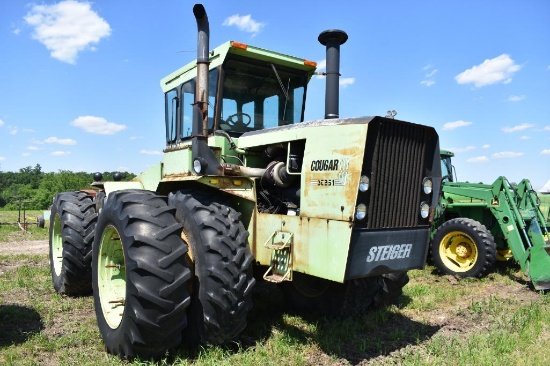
[
  {"left": 51, "top": 214, "right": 63, "bottom": 277},
  {"left": 98, "top": 225, "right": 126, "bottom": 329},
  {"left": 439, "top": 231, "right": 478, "bottom": 273}
]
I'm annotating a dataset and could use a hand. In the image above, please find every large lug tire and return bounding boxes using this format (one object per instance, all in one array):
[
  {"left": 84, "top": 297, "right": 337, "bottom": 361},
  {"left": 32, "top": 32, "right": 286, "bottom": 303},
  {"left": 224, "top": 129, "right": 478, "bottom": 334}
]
[
  {"left": 281, "top": 271, "right": 409, "bottom": 316},
  {"left": 49, "top": 191, "right": 97, "bottom": 295},
  {"left": 431, "top": 217, "right": 497, "bottom": 278},
  {"left": 168, "top": 190, "right": 255, "bottom": 346},
  {"left": 92, "top": 190, "right": 191, "bottom": 359}
]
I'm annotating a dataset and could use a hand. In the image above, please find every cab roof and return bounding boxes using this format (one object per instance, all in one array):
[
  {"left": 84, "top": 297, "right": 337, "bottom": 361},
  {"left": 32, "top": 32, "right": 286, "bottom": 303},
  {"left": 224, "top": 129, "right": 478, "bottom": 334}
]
[{"left": 160, "top": 41, "right": 317, "bottom": 93}]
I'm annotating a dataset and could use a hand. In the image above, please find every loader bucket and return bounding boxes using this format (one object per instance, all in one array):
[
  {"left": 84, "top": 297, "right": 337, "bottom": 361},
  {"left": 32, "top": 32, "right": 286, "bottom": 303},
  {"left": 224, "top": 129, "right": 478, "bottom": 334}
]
[
  {"left": 528, "top": 243, "right": 550, "bottom": 290},
  {"left": 524, "top": 217, "right": 550, "bottom": 290}
]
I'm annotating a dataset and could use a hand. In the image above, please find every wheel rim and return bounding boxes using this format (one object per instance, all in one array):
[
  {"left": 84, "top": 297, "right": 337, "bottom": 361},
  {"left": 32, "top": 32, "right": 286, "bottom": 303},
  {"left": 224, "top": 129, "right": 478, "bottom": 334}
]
[
  {"left": 98, "top": 225, "right": 126, "bottom": 329},
  {"left": 51, "top": 213, "right": 63, "bottom": 276},
  {"left": 439, "top": 231, "right": 478, "bottom": 272}
]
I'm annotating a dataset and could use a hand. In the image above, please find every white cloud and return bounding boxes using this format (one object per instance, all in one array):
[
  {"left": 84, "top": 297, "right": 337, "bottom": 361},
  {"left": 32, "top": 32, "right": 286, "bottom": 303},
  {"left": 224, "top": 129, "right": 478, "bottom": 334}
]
[
  {"left": 467, "top": 156, "right": 489, "bottom": 163},
  {"left": 0, "top": 156, "right": 6, "bottom": 161},
  {"left": 140, "top": 149, "right": 162, "bottom": 155},
  {"left": 24, "top": 0, "right": 111, "bottom": 64},
  {"left": 442, "top": 120, "right": 473, "bottom": 130},
  {"left": 51, "top": 150, "right": 71, "bottom": 156},
  {"left": 502, "top": 123, "right": 534, "bottom": 133},
  {"left": 507, "top": 95, "right": 526, "bottom": 102},
  {"left": 316, "top": 59, "right": 326, "bottom": 71},
  {"left": 449, "top": 145, "right": 476, "bottom": 153},
  {"left": 8, "top": 126, "right": 18, "bottom": 135},
  {"left": 544, "top": 126, "right": 550, "bottom": 131},
  {"left": 42, "top": 136, "right": 77, "bottom": 145},
  {"left": 420, "top": 65, "right": 437, "bottom": 86},
  {"left": 27, "top": 146, "right": 39, "bottom": 150},
  {"left": 455, "top": 54, "right": 521, "bottom": 88},
  {"left": 520, "top": 135, "right": 531, "bottom": 140},
  {"left": 541, "top": 149, "right": 550, "bottom": 155},
  {"left": 0, "top": 119, "right": 4, "bottom": 127},
  {"left": 482, "top": 144, "right": 491, "bottom": 149},
  {"left": 492, "top": 151, "right": 523, "bottom": 159},
  {"left": 22, "top": 152, "right": 31, "bottom": 157},
  {"left": 71, "top": 115, "right": 126, "bottom": 135},
  {"left": 340, "top": 77, "right": 355, "bottom": 88},
  {"left": 425, "top": 69, "right": 438, "bottom": 78},
  {"left": 222, "top": 14, "right": 265, "bottom": 35},
  {"left": 12, "top": 27, "right": 21, "bottom": 35}
]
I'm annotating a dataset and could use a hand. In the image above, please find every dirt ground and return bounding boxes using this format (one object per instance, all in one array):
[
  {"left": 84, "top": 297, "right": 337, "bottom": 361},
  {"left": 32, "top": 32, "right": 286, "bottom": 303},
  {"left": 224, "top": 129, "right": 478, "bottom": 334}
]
[{"left": 0, "top": 240, "right": 48, "bottom": 256}]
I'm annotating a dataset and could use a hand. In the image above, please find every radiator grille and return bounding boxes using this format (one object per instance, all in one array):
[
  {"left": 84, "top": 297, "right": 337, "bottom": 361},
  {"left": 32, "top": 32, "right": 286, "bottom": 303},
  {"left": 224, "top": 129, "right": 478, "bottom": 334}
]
[{"left": 365, "top": 119, "right": 433, "bottom": 229}]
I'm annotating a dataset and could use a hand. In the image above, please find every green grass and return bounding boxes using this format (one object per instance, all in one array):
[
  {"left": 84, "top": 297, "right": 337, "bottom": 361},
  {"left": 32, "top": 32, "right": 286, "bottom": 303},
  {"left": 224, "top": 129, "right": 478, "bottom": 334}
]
[
  {"left": 0, "top": 210, "right": 49, "bottom": 242},
  {"left": 1, "top": 254, "right": 549, "bottom": 365}
]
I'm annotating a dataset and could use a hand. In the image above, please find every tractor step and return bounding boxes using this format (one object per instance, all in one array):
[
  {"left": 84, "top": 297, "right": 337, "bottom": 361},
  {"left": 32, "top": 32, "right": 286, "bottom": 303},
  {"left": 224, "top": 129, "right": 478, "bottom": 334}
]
[{"left": 263, "top": 230, "right": 293, "bottom": 283}]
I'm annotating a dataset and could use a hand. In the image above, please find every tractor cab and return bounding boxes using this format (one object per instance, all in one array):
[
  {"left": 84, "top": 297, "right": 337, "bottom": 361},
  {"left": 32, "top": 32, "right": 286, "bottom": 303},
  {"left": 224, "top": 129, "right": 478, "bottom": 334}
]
[
  {"left": 440, "top": 149, "right": 455, "bottom": 183},
  {"left": 161, "top": 41, "right": 317, "bottom": 145}
]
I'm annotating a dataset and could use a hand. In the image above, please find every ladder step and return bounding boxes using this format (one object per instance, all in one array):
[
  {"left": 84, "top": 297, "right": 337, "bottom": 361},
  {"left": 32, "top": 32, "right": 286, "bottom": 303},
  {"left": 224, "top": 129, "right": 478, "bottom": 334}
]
[{"left": 263, "top": 273, "right": 288, "bottom": 283}]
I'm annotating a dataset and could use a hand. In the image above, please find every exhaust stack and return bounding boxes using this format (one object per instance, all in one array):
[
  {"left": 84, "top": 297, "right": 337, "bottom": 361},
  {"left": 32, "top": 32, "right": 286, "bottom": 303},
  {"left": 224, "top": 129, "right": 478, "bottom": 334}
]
[
  {"left": 190, "top": 4, "right": 222, "bottom": 175},
  {"left": 318, "top": 30, "right": 348, "bottom": 119},
  {"left": 193, "top": 4, "right": 210, "bottom": 137}
]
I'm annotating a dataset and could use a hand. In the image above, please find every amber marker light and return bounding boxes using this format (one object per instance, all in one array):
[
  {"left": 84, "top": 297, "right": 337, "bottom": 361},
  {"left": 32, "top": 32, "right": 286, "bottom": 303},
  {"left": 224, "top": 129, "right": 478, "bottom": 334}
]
[{"left": 231, "top": 41, "right": 248, "bottom": 50}]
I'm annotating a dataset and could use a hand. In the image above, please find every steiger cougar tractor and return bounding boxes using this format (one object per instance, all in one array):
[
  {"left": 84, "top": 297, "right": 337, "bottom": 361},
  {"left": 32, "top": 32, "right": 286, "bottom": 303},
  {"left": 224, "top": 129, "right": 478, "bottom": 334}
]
[{"left": 48, "top": 4, "right": 441, "bottom": 359}]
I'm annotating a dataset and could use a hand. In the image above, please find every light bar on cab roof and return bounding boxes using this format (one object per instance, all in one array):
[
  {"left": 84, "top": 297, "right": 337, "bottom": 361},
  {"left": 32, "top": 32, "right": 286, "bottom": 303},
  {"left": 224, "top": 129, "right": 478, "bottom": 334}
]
[
  {"left": 231, "top": 41, "right": 248, "bottom": 50},
  {"left": 304, "top": 60, "right": 317, "bottom": 67}
]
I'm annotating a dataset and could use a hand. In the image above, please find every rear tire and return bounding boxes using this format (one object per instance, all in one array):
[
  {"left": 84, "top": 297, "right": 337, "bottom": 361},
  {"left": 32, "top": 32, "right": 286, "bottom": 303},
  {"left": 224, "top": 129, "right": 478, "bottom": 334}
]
[
  {"left": 49, "top": 191, "right": 97, "bottom": 295},
  {"left": 92, "top": 190, "right": 191, "bottom": 359},
  {"left": 281, "top": 271, "right": 409, "bottom": 316},
  {"left": 431, "top": 217, "right": 497, "bottom": 278},
  {"left": 168, "top": 190, "right": 255, "bottom": 346}
]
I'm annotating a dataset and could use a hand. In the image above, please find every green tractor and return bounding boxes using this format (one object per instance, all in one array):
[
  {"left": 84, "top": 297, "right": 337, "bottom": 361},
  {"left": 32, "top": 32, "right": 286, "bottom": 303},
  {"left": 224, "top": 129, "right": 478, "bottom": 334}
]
[
  {"left": 430, "top": 150, "right": 550, "bottom": 289},
  {"left": 537, "top": 191, "right": 550, "bottom": 228},
  {"left": 48, "top": 4, "right": 441, "bottom": 359}
]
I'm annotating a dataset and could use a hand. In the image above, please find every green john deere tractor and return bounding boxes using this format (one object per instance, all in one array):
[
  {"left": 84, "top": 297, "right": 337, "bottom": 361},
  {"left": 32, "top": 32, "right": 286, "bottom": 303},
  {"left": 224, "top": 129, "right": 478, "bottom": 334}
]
[
  {"left": 48, "top": 4, "right": 441, "bottom": 359},
  {"left": 430, "top": 150, "right": 550, "bottom": 289},
  {"left": 537, "top": 191, "right": 550, "bottom": 228}
]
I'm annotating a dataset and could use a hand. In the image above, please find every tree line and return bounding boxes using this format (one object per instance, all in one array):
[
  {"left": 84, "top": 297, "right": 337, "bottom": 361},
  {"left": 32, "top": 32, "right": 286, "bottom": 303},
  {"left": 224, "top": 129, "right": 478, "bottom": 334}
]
[{"left": 0, "top": 164, "right": 136, "bottom": 210}]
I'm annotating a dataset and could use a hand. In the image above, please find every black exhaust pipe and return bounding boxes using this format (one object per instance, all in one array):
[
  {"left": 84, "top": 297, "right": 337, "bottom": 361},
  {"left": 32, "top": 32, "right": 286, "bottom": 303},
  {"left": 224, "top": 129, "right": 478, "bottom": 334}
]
[
  {"left": 191, "top": 4, "right": 222, "bottom": 175},
  {"left": 193, "top": 4, "right": 209, "bottom": 137},
  {"left": 318, "top": 30, "right": 348, "bottom": 119}
]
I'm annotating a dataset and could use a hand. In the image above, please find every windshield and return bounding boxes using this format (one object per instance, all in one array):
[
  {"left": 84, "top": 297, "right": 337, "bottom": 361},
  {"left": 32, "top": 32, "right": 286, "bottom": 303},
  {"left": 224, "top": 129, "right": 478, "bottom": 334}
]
[
  {"left": 219, "top": 56, "right": 308, "bottom": 134},
  {"left": 441, "top": 156, "right": 454, "bottom": 182}
]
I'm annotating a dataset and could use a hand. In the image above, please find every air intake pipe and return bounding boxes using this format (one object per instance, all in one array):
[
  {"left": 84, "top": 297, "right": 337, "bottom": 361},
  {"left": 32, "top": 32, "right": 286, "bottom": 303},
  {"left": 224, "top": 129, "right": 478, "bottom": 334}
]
[{"left": 318, "top": 30, "right": 348, "bottom": 119}]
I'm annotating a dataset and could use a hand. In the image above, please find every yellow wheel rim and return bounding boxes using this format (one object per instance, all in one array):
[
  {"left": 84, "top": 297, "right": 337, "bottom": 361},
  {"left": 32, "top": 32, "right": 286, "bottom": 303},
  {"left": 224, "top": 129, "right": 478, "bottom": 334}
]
[{"left": 439, "top": 231, "right": 478, "bottom": 272}]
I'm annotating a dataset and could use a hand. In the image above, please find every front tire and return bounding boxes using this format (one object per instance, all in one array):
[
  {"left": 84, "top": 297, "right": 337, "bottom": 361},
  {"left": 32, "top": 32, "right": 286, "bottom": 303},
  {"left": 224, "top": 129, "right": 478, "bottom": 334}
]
[
  {"left": 431, "top": 217, "right": 497, "bottom": 278},
  {"left": 92, "top": 190, "right": 191, "bottom": 359},
  {"left": 168, "top": 190, "right": 255, "bottom": 346},
  {"left": 49, "top": 191, "right": 97, "bottom": 295}
]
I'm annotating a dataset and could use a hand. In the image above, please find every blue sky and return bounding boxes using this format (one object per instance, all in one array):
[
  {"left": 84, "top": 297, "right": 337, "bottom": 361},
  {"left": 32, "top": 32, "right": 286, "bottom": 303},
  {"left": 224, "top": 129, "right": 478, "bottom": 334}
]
[{"left": 1, "top": 1, "right": 549, "bottom": 190}]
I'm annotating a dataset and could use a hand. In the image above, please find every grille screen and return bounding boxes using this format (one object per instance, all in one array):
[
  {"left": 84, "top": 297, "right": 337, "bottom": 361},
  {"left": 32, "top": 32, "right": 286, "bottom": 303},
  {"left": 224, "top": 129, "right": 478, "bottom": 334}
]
[{"left": 365, "top": 119, "right": 433, "bottom": 229}]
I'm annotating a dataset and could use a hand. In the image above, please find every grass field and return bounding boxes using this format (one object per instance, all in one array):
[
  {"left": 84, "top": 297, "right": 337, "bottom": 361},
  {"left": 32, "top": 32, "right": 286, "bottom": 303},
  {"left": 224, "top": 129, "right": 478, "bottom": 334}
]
[
  {"left": 0, "top": 210, "right": 49, "bottom": 242},
  {"left": 1, "top": 248, "right": 549, "bottom": 365}
]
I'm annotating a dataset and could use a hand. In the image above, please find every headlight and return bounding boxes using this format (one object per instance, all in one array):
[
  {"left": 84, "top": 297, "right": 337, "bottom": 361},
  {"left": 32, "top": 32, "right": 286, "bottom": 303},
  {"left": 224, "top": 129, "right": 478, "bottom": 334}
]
[
  {"left": 193, "top": 157, "right": 208, "bottom": 175},
  {"left": 422, "top": 177, "right": 433, "bottom": 195},
  {"left": 359, "top": 175, "right": 369, "bottom": 192},
  {"left": 420, "top": 202, "right": 430, "bottom": 219},
  {"left": 355, "top": 203, "right": 367, "bottom": 220}
]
